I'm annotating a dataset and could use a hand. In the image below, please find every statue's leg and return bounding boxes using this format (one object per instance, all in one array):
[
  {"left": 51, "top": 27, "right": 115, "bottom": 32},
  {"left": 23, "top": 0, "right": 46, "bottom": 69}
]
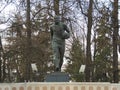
[
  {"left": 59, "top": 43, "right": 65, "bottom": 70},
  {"left": 53, "top": 44, "right": 60, "bottom": 70}
]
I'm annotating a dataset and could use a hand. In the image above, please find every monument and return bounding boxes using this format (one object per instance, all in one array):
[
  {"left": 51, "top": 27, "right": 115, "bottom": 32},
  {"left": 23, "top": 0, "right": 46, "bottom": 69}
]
[{"left": 44, "top": 16, "right": 70, "bottom": 82}]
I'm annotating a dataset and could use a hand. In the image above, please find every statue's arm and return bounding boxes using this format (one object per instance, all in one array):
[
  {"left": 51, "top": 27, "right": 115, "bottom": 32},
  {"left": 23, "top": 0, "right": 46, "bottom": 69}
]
[{"left": 64, "top": 24, "right": 70, "bottom": 33}]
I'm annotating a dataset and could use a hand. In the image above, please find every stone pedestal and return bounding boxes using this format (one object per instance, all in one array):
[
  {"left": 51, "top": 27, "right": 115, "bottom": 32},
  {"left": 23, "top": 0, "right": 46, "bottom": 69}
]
[{"left": 44, "top": 72, "right": 69, "bottom": 82}]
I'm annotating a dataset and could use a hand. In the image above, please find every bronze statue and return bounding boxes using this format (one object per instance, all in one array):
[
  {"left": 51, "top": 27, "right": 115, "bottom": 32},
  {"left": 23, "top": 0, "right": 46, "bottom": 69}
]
[{"left": 50, "top": 16, "right": 70, "bottom": 71}]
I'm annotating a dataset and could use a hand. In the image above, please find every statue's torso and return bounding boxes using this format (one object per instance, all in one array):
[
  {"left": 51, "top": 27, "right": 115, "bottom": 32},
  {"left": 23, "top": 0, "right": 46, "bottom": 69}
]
[{"left": 51, "top": 23, "right": 65, "bottom": 44}]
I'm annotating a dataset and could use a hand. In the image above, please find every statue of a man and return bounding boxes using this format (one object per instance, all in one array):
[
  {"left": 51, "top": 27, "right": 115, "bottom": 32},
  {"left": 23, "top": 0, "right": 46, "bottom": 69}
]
[{"left": 50, "top": 16, "right": 70, "bottom": 71}]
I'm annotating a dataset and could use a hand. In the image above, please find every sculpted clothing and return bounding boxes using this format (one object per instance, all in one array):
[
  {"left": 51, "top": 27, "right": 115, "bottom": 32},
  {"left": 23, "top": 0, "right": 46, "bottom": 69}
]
[{"left": 50, "top": 22, "right": 70, "bottom": 70}]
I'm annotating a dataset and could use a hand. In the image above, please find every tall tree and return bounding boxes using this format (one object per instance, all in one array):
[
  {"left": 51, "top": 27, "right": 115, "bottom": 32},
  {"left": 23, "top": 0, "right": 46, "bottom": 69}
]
[
  {"left": 66, "top": 38, "right": 85, "bottom": 82},
  {"left": 112, "top": 0, "right": 119, "bottom": 83},
  {"left": 93, "top": 7, "right": 113, "bottom": 81},
  {"left": 76, "top": 0, "right": 93, "bottom": 81},
  {"left": 25, "top": 0, "right": 32, "bottom": 81},
  {"left": 4, "top": 0, "right": 54, "bottom": 82},
  {"left": 85, "top": 0, "right": 93, "bottom": 81}
]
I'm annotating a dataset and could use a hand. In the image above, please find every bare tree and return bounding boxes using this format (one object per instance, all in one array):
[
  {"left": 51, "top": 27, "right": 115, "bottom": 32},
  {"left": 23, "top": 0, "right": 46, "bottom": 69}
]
[
  {"left": 112, "top": 0, "right": 119, "bottom": 83},
  {"left": 85, "top": 0, "right": 93, "bottom": 82},
  {"left": 25, "top": 0, "right": 32, "bottom": 81}
]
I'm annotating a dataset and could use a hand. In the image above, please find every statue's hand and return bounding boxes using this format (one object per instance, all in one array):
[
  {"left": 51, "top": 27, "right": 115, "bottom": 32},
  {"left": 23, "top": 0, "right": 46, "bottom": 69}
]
[{"left": 62, "top": 31, "right": 70, "bottom": 39}]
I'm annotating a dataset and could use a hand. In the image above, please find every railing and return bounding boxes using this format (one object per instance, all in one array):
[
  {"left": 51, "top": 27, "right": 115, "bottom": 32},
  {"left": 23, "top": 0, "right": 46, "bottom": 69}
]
[{"left": 0, "top": 82, "right": 119, "bottom": 90}]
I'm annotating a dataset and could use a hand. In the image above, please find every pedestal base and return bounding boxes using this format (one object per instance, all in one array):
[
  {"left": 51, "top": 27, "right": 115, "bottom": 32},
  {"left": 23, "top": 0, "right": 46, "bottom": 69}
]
[{"left": 44, "top": 72, "right": 69, "bottom": 82}]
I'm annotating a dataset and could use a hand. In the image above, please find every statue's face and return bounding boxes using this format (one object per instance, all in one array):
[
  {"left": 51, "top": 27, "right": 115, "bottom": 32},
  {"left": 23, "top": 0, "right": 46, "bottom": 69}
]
[{"left": 54, "top": 16, "right": 60, "bottom": 24}]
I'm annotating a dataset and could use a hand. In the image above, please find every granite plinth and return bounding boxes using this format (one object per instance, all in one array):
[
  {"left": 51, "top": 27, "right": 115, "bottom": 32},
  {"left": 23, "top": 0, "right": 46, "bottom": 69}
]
[{"left": 45, "top": 72, "right": 69, "bottom": 82}]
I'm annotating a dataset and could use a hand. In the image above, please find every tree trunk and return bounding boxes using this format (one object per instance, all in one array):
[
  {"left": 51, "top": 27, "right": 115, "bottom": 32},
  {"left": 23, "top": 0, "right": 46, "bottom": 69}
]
[
  {"left": 0, "top": 37, "right": 2, "bottom": 82},
  {"left": 93, "top": 30, "right": 96, "bottom": 81},
  {"left": 25, "top": 0, "right": 32, "bottom": 82},
  {"left": 112, "top": 0, "right": 119, "bottom": 83},
  {"left": 2, "top": 53, "right": 6, "bottom": 82},
  {"left": 85, "top": 0, "right": 93, "bottom": 82},
  {"left": 54, "top": 0, "right": 59, "bottom": 15}
]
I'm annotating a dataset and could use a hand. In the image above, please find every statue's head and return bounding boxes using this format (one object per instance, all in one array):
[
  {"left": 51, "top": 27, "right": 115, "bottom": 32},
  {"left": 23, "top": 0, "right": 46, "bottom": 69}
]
[{"left": 54, "top": 15, "right": 60, "bottom": 24}]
